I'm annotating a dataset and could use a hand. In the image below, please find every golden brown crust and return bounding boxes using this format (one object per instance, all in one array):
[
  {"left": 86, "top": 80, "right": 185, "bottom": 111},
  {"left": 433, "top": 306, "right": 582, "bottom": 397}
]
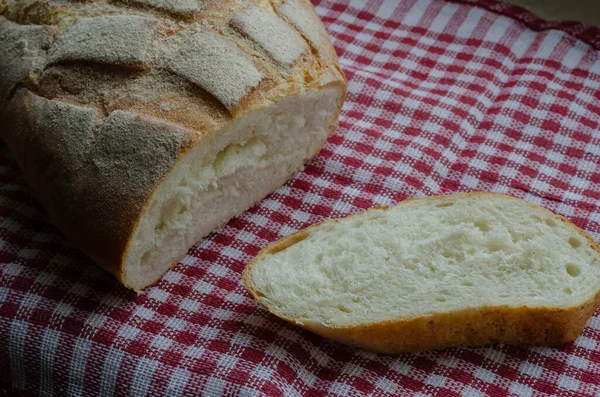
[
  {"left": 0, "top": 0, "right": 347, "bottom": 287},
  {"left": 301, "top": 296, "right": 600, "bottom": 353},
  {"left": 243, "top": 192, "right": 600, "bottom": 353}
]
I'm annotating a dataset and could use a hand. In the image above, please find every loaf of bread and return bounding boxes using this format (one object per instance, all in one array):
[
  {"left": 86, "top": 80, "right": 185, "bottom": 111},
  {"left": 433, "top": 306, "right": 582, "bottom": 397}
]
[
  {"left": 244, "top": 193, "right": 600, "bottom": 353},
  {"left": 0, "top": 0, "right": 346, "bottom": 290}
]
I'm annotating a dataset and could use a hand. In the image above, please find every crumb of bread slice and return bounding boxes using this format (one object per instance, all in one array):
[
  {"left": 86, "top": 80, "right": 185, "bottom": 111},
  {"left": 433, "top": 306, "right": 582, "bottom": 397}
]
[{"left": 243, "top": 192, "right": 600, "bottom": 353}]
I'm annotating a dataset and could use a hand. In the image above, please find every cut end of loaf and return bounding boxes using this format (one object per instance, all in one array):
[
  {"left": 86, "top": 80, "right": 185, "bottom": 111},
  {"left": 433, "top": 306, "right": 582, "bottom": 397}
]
[
  {"left": 244, "top": 193, "right": 600, "bottom": 352},
  {"left": 121, "top": 85, "right": 344, "bottom": 290}
]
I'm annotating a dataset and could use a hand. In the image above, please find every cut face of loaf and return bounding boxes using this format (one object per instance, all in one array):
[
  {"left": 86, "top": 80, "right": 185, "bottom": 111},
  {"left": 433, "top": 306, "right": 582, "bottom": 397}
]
[
  {"left": 244, "top": 193, "right": 600, "bottom": 353},
  {"left": 126, "top": 86, "right": 343, "bottom": 289},
  {"left": 0, "top": 0, "right": 346, "bottom": 290}
]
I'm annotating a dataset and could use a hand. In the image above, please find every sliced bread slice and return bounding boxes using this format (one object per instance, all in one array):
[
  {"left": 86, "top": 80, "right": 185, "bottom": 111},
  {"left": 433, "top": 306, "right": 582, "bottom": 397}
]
[{"left": 243, "top": 192, "right": 600, "bottom": 353}]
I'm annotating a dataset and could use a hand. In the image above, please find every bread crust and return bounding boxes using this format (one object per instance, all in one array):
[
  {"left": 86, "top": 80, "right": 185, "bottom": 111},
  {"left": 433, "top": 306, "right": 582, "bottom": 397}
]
[
  {"left": 0, "top": 0, "right": 346, "bottom": 288},
  {"left": 243, "top": 192, "right": 600, "bottom": 353}
]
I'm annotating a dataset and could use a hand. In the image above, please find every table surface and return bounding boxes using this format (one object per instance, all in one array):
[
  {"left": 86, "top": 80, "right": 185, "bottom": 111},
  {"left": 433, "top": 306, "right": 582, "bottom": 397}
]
[
  {"left": 503, "top": 0, "right": 600, "bottom": 28},
  {"left": 2, "top": 0, "right": 600, "bottom": 396}
]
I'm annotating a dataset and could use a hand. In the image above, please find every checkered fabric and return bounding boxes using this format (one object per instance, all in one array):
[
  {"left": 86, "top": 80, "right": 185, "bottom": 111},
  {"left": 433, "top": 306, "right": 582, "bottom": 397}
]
[{"left": 2, "top": 0, "right": 600, "bottom": 395}]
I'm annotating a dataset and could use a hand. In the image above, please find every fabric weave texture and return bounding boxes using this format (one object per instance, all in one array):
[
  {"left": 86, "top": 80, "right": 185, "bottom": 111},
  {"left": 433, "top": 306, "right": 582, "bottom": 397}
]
[{"left": 2, "top": 0, "right": 600, "bottom": 395}]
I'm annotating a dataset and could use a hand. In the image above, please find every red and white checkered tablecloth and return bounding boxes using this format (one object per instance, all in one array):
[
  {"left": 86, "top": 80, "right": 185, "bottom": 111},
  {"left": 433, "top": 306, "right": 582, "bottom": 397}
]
[{"left": 2, "top": 0, "right": 600, "bottom": 395}]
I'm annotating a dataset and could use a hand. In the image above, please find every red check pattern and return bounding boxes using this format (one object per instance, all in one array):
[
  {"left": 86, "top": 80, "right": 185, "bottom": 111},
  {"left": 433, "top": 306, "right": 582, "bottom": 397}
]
[{"left": 2, "top": 0, "right": 600, "bottom": 395}]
